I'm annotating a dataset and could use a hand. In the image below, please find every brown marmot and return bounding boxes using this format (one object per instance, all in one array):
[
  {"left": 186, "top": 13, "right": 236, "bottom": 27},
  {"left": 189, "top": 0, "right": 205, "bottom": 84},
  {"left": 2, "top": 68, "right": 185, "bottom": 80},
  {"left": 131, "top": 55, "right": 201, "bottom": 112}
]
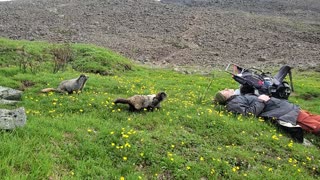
[
  {"left": 114, "top": 92, "right": 167, "bottom": 111},
  {"left": 41, "top": 74, "right": 89, "bottom": 94}
]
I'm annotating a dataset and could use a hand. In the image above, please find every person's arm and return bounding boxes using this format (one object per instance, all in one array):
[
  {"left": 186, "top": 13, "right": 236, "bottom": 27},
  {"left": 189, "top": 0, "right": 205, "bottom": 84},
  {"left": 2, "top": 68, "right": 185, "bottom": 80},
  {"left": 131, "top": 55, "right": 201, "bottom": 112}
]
[{"left": 226, "top": 95, "right": 270, "bottom": 116}]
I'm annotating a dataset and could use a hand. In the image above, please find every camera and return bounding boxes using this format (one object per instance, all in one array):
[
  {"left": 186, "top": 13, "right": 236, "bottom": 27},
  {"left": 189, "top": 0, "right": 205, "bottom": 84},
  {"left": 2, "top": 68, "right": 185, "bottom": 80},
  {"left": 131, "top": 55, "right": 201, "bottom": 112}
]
[{"left": 225, "top": 63, "right": 294, "bottom": 99}]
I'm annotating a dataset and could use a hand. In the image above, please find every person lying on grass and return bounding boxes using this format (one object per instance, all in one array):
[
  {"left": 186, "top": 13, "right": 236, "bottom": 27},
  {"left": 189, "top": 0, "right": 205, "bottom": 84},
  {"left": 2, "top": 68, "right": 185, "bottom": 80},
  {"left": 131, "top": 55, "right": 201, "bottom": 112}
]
[{"left": 213, "top": 89, "right": 320, "bottom": 143}]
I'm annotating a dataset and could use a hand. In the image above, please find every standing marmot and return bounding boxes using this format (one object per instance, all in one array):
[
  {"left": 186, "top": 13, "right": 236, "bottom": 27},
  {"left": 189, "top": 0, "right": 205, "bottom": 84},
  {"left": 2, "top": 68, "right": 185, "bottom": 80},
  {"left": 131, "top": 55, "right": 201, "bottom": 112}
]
[
  {"left": 114, "top": 92, "right": 167, "bottom": 111},
  {"left": 41, "top": 74, "right": 89, "bottom": 94}
]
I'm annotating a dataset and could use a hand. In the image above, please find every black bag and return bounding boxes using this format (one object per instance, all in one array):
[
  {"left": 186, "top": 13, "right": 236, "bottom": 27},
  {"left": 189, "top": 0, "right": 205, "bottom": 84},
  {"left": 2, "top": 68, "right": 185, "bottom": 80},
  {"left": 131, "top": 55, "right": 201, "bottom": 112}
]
[{"left": 225, "top": 63, "right": 294, "bottom": 99}]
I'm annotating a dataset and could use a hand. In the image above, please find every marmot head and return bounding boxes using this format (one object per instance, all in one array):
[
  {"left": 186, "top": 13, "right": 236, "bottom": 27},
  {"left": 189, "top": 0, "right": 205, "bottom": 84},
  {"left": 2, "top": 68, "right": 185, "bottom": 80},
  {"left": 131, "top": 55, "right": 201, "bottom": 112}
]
[
  {"left": 78, "top": 74, "right": 89, "bottom": 82},
  {"left": 79, "top": 74, "right": 88, "bottom": 79},
  {"left": 156, "top": 92, "right": 167, "bottom": 101},
  {"left": 78, "top": 74, "right": 89, "bottom": 90},
  {"left": 150, "top": 92, "right": 167, "bottom": 107}
]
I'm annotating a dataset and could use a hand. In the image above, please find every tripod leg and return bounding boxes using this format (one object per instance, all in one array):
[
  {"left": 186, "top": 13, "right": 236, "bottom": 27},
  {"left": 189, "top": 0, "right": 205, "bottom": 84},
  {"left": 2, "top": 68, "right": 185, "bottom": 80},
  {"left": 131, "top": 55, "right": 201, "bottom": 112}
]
[{"left": 274, "top": 65, "right": 291, "bottom": 83}]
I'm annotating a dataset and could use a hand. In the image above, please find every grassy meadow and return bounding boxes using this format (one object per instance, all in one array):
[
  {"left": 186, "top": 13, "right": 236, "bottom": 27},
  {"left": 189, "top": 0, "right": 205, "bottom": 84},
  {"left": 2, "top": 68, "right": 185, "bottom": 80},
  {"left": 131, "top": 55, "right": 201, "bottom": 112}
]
[{"left": 0, "top": 38, "right": 320, "bottom": 179}]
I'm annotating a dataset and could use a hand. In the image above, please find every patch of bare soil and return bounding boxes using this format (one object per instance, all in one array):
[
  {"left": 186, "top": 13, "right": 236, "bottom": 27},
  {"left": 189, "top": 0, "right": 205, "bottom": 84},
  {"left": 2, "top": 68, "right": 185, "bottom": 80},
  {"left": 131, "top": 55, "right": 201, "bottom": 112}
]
[{"left": 0, "top": 0, "right": 319, "bottom": 71}]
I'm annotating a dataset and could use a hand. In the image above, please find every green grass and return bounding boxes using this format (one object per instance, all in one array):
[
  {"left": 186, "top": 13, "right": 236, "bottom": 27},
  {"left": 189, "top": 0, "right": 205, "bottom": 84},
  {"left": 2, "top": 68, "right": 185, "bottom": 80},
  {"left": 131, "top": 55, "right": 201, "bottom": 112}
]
[{"left": 0, "top": 38, "right": 320, "bottom": 179}]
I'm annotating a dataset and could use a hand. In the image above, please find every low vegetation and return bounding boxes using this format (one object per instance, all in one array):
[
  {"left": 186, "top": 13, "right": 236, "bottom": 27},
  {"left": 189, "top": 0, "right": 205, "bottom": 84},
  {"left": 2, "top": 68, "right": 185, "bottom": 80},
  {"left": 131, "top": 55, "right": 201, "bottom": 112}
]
[{"left": 0, "top": 38, "right": 319, "bottom": 179}]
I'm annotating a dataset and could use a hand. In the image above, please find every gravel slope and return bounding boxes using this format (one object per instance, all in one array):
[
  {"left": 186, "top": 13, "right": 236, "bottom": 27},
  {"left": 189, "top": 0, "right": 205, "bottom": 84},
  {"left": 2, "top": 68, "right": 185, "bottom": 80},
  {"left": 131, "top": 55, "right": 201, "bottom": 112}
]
[{"left": 0, "top": 0, "right": 320, "bottom": 70}]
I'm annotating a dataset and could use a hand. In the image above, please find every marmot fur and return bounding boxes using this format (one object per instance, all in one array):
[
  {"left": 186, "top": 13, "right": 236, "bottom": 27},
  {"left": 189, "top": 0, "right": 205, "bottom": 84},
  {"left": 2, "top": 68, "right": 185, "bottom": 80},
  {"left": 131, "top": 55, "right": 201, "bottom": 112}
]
[
  {"left": 114, "top": 92, "right": 167, "bottom": 111},
  {"left": 41, "top": 74, "right": 89, "bottom": 94}
]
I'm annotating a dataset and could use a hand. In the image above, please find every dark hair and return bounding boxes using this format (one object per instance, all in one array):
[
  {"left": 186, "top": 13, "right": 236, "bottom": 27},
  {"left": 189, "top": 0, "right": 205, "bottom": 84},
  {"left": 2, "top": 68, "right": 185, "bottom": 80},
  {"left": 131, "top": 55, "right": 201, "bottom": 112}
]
[{"left": 213, "top": 91, "right": 227, "bottom": 105}]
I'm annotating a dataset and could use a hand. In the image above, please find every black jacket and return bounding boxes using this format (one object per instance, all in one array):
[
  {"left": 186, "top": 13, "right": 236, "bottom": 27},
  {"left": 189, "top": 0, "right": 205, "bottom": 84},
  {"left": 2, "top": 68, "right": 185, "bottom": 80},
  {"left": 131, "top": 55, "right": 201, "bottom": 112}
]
[
  {"left": 226, "top": 94, "right": 300, "bottom": 125},
  {"left": 225, "top": 94, "right": 303, "bottom": 142}
]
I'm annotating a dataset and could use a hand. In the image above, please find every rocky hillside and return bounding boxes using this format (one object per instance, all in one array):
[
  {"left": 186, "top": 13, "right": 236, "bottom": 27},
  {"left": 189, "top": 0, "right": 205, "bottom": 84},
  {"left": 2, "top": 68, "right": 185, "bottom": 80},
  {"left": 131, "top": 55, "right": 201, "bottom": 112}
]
[{"left": 1, "top": 0, "right": 320, "bottom": 70}]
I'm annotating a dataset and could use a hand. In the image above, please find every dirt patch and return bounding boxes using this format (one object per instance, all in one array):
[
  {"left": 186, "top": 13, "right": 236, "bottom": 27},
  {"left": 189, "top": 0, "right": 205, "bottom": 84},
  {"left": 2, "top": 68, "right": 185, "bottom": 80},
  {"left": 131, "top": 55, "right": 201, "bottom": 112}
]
[
  {"left": 19, "top": 80, "right": 35, "bottom": 91},
  {"left": 300, "top": 92, "right": 320, "bottom": 100},
  {"left": 0, "top": 0, "right": 319, "bottom": 71}
]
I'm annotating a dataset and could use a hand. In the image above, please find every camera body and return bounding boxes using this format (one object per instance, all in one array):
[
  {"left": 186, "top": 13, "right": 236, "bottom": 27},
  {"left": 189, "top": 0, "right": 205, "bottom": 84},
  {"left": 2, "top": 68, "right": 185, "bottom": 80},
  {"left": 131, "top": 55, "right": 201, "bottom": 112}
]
[{"left": 225, "top": 63, "right": 294, "bottom": 99}]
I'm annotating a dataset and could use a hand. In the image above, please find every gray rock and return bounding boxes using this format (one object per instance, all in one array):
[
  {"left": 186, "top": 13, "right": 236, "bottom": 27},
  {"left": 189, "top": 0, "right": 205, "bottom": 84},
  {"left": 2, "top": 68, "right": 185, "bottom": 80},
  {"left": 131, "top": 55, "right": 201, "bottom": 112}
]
[
  {"left": 302, "top": 138, "right": 314, "bottom": 147},
  {"left": 0, "top": 86, "right": 22, "bottom": 104},
  {"left": 0, "top": 107, "right": 27, "bottom": 130},
  {"left": 0, "top": 99, "right": 20, "bottom": 105}
]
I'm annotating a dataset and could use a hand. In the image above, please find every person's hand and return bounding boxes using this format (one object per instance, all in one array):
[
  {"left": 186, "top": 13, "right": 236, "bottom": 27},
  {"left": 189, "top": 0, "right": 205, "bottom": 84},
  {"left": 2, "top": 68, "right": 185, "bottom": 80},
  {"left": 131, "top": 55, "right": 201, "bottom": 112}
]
[{"left": 258, "top": 94, "right": 270, "bottom": 102}]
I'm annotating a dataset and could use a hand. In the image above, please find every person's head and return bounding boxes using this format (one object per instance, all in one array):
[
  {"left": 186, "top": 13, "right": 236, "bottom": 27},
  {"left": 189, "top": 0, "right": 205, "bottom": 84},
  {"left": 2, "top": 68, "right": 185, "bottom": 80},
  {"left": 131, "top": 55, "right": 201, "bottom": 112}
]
[{"left": 213, "top": 89, "right": 235, "bottom": 104}]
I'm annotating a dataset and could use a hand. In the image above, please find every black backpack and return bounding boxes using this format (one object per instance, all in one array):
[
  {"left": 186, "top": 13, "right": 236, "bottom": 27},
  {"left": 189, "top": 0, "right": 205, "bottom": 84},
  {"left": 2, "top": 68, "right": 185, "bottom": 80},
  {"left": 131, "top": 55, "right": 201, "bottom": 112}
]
[{"left": 225, "top": 63, "right": 294, "bottom": 99}]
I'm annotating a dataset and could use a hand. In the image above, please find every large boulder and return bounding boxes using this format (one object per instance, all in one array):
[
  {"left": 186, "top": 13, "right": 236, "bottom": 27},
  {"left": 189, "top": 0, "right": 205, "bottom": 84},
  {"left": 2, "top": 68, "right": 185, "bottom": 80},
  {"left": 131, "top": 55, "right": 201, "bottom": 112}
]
[
  {"left": 0, "top": 86, "right": 22, "bottom": 104},
  {"left": 0, "top": 107, "right": 27, "bottom": 130}
]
